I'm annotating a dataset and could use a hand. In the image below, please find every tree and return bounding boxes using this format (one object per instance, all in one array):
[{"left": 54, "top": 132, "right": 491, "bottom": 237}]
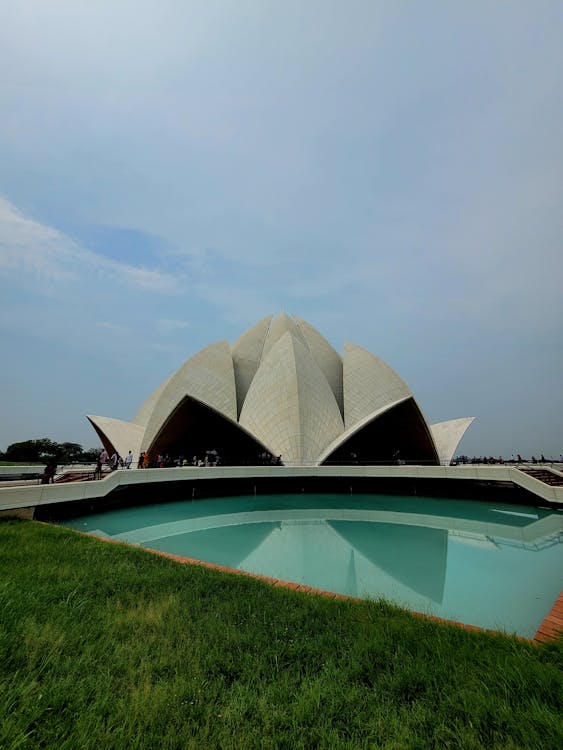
[
  {"left": 2, "top": 439, "right": 101, "bottom": 463},
  {"left": 82, "top": 448, "right": 102, "bottom": 462},
  {"left": 4, "top": 439, "right": 59, "bottom": 463},
  {"left": 55, "top": 442, "right": 85, "bottom": 462}
]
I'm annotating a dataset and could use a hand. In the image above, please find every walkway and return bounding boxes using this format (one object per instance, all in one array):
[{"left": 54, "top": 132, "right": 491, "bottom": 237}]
[{"left": 1, "top": 464, "right": 562, "bottom": 515}]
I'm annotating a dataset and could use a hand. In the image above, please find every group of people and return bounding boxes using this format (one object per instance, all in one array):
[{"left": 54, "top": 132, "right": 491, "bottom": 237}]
[
  {"left": 455, "top": 454, "right": 553, "bottom": 465},
  {"left": 95, "top": 447, "right": 287, "bottom": 472},
  {"left": 258, "top": 452, "right": 282, "bottom": 465},
  {"left": 136, "top": 452, "right": 176, "bottom": 469},
  {"left": 96, "top": 448, "right": 134, "bottom": 478},
  {"left": 135, "top": 450, "right": 222, "bottom": 469}
]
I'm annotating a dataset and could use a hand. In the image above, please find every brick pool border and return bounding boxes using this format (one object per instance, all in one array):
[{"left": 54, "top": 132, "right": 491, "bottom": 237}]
[{"left": 67, "top": 525, "right": 561, "bottom": 644}]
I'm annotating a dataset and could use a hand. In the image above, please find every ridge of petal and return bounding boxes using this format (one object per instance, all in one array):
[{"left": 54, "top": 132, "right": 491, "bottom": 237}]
[
  {"left": 141, "top": 340, "right": 237, "bottom": 452},
  {"left": 239, "top": 331, "right": 344, "bottom": 465},
  {"left": 318, "top": 396, "right": 439, "bottom": 465},
  {"left": 231, "top": 314, "right": 273, "bottom": 416},
  {"left": 132, "top": 374, "right": 173, "bottom": 426},
  {"left": 430, "top": 418, "right": 475, "bottom": 465},
  {"left": 315, "top": 396, "right": 411, "bottom": 465},
  {"left": 86, "top": 415, "right": 145, "bottom": 461},
  {"left": 260, "top": 312, "right": 307, "bottom": 361},
  {"left": 343, "top": 343, "right": 412, "bottom": 429},
  {"left": 294, "top": 316, "right": 343, "bottom": 415}
]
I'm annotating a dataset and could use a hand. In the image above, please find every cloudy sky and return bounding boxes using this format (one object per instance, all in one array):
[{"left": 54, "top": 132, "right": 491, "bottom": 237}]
[{"left": 1, "top": 1, "right": 561, "bottom": 458}]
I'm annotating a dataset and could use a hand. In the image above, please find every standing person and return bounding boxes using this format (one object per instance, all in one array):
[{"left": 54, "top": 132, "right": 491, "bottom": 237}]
[
  {"left": 94, "top": 459, "right": 103, "bottom": 480},
  {"left": 124, "top": 451, "right": 133, "bottom": 469},
  {"left": 41, "top": 461, "right": 57, "bottom": 484},
  {"left": 138, "top": 452, "right": 145, "bottom": 469},
  {"left": 100, "top": 448, "right": 108, "bottom": 465},
  {"left": 110, "top": 452, "right": 119, "bottom": 471}
]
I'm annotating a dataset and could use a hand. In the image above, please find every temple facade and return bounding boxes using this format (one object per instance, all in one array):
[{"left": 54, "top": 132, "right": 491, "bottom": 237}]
[{"left": 88, "top": 313, "right": 474, "bottom": 466}]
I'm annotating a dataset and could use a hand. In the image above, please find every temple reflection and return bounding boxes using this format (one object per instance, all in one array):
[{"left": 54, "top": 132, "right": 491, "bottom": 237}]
[{"left": 101, "top": 502, "right": 561, "bottom": 606}]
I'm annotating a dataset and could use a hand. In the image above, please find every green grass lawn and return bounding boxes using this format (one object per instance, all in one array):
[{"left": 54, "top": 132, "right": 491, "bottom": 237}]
[{"left": 0, "top": 520, "right": 561, "bottom": 749}]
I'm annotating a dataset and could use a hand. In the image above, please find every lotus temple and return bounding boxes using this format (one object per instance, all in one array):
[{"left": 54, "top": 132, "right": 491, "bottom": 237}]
[{"left": 87, "top": 313, "right": 474, "bottom": 467}]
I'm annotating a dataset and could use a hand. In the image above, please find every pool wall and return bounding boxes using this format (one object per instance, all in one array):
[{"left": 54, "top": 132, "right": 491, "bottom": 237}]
[{"left": 5, "top": 464, "right": 557, "bottom": 521}]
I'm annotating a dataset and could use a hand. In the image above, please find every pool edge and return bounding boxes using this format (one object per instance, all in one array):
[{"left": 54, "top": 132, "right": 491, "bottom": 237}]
[
  {"left": 534, "top": 592, "right": 563, "bottom": 643},
  {"left": 58, "top": 523, "right": 562, "bottom": 645}
]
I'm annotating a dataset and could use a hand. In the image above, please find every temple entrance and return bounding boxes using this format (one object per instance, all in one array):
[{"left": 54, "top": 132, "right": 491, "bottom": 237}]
[
  {"left": 321, "top": 399, "right": 439, "bottom": 466},
  {"left": 147, "top": 396, "right": 275, "bottom": 466}
]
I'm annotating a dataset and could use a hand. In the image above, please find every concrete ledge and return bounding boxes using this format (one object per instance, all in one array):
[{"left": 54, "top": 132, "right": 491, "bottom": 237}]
[{"left": 1, "top": 465, "right": 562, "bottom": 513}]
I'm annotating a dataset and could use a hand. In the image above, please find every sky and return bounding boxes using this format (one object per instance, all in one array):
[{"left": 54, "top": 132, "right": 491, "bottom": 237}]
[{"left": 1, "top": 1, "right": 562, "bottom": 459}]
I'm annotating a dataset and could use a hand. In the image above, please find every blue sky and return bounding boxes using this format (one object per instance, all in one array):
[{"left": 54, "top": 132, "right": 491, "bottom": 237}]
[{"left": 1, "top": 1, "right": 561, "bottom": 458}]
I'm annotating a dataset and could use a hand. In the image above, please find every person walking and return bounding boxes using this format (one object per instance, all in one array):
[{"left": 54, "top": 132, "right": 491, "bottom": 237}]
[{"left": 124, "top": 451, "right": 133, "bottom": 469}]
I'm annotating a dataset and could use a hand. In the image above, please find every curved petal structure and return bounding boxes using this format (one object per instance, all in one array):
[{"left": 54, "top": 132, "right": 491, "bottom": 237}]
[
  {"left": 141, "top": 340, "right": 237, "bottom": 452},
  {"left": 318, "top": 396, "right": 439, "bottom": 465},
  {"left": 132, "top": 375, "right": 173, "bottom": 426},
  {"left": 87, "top": 312, "right": 474, "bottom": 466},
  {"left": 231, "top": 314, "right": 272, "bottom": 416},
  {"left": 87, "top": 415, "right": 145, "bottom": 461},
  {"left": 316, "top": 396, "right": 411, "bottom": 465},
  {"left": 294, "top": 316, "right": 343, "bottom": 415},
  {"left": 239, "top": 332, "right": 344, "bottom": 465},
  {"left": 139, "top": 394, "right": 273, "bottom": 463},
  {"left": 343, "top": 343, "right": 412, "bottom": 429},
  {"left": 261, "top": 312, "right": 307, "bottom": 360},
  {"left": 430, "top": 418, "right": 475, "bottom": 465}
]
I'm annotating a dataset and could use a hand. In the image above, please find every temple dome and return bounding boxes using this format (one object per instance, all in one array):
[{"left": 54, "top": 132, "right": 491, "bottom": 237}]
[{"left": 88, "top": 313, "right": 473, "bottom": 466}]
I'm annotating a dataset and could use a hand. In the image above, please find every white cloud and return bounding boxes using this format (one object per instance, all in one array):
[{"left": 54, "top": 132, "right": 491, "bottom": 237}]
[
  {"left": 0, "top": 197, "right": 181, "bottom": 293},
  {"left": 96, "top": 321, "right": 130, "bottom": 334},
  {"left": 156, "top": 318, "right": 191, "bottom": 334}
]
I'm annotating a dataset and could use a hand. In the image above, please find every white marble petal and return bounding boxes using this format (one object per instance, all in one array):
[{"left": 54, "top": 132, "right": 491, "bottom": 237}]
[
  {"left": 141, "top": 340, "right": 237, "bottom": 452},
  {"left": 430, "top": 418, "right": 475, "bottom": 465},
  {"left": 294, "top": 316, "right": 343, "bottom": 415},
  {"left": 260, "top": 312, "right": 307, "bottom": 360},
  {"left": 343, "top": 343, "right": 412, "bottom": 429},
  {"left": 315, "top": 396, "right": 411, "bottom": 465},
  {"left": 86, "top": 415, "right": 145, "bottom": 462},
  {"left": 239, "top": 332, "right": 344, "bottom": 465},
  {"left": 132, "top": 374, "right": 173, "bottom": 426},
  {"left": 231, "top": 314, "right": 272, "bottom": 415}
]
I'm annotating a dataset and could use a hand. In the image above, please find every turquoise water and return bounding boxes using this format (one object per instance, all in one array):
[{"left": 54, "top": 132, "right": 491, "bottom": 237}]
[{"left": 60, "top": 494, "right": 563, "bottom": 638}]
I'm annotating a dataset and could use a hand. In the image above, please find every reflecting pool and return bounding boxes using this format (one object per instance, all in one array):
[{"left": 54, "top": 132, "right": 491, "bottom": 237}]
[{"left": 60, "top": 494, "right": 563, "bottom": 638}]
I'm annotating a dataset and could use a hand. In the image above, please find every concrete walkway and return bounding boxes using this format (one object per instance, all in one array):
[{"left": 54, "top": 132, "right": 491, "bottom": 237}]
[{"left": 1, "top": 464, "right": 562, "bottom": 515}]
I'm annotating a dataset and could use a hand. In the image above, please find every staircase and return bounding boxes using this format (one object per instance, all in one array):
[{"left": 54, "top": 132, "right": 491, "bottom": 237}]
[
  {"left": 518, "top": 467, "right": 563, "bottom": 486},
  {"left": 54, "top": 471, "right": 95, "bottom": 483}
]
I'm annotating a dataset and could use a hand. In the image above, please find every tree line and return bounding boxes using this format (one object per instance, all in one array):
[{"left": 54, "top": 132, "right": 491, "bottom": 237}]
[{"left": 0, "top": 438, "right": 100, "bottom": 464}]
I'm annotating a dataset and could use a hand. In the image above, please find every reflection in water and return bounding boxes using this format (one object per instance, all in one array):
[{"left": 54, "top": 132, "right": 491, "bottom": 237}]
[
  {"left": 61, "top": 495, "right": 563, "bottom": 638},
  {"left": 329, "top": 522, "right": 447, "bottom": 603},
  {"left": 346, "top": 550, "right": 358, "bottom": 598}
]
